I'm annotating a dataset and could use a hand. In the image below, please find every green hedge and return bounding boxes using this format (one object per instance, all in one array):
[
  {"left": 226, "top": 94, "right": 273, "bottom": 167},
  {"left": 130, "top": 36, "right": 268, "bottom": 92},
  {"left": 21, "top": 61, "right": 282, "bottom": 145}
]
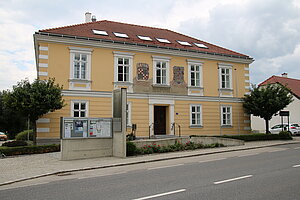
[
  {"left": 16, "top": 130, "right": 33, "bottom": 141},
  {"left": 126, "top": 141, "right": 225, "bottom": 156},
  {"left": 195, "top": 132, "right": 292, "bottom": 141},
  {"left": 2, "top": 140, "right": 28, "bottom": 147},
  {"left": 0, "top": 144, "right": 60, "bottom": 156}
]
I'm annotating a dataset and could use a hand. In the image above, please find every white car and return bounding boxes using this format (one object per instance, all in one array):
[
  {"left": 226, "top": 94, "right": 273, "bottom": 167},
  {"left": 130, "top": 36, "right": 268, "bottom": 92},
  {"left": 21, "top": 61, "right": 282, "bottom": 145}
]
[{"left": 270, "top": 123, "right": 300, "bottom": 135}]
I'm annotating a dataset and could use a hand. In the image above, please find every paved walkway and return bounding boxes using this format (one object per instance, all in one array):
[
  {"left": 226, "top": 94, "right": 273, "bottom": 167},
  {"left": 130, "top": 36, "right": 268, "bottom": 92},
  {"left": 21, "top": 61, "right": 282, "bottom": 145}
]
[{"left": 1, "top": 138, "right": 300, "bottom": 186}]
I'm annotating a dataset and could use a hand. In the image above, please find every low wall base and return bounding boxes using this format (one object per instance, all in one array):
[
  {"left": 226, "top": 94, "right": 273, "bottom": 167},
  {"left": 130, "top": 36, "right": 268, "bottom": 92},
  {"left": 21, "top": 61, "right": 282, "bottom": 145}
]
[
  {"left": 61, "top": 138, "right": 113, "bottom": 160},
  {"left": 132, "top": 136, "right": 244, "bottom": 148}
]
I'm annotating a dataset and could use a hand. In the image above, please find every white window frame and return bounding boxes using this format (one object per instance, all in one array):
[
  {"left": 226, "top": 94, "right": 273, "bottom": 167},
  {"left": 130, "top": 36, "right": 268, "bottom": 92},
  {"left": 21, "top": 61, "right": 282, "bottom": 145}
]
[
  {"left": 188, "top": 60, "right": 203, "bottom": 88},
  {"left": 71, "top": 100, "right": 89, "bottom": 117},
  {"left": 126, "top": 101, "right": 132, "bottom": 127},
  {"left": 152, "top": 56, "right": 170, "bottom": 86},
  {"left": 113, "top": 51, "right": 134, "bottom": 83},
  {"left": 218, "top": 64, "right": 232, "bottom": 90},
  {"left": 190, "top": 104, "right": 202, "bottom": 127},
  {"left": 221, "top": 105, "right": 232, "bottom": 126},
  {"left": 69, "top": 47, "right": 92, "bottom": 81}
]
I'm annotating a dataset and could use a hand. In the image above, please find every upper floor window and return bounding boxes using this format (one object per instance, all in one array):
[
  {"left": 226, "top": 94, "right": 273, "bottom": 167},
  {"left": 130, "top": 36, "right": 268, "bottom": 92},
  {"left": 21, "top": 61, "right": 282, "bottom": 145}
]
[
  {"left": 72, "top": 101, "right": 88, "bottom": 117},
  {"left": 118, "top": 57, "right": 130, "bottom": 81},
  {"left": 221, "top": 105, "right": 232, "bottom": 126},
  {"left": 188, "top": 61, "right": 203, "bottom": 87},
  {"left": 69, "top": 47, "right": 92, "bottom": 81},
  {"left": 114, "top": 51, "right": 134, "bottom": 83},
  {"left": 219, "top": 64, "right": 232, "bottom": 89},
  {"left": 152, "top": 56, "right": 170, "bottom": 85},
  {"left": 190, "top": 104, "right": 202, "bottom": 126},
  {"left": 74, "top": 53, "right": 87, "bottom": 79}
]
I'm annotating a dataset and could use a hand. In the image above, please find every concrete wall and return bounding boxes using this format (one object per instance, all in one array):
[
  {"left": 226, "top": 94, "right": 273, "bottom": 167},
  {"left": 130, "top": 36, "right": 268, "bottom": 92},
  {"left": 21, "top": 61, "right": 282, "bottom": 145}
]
[
  {"left": 61, "top": 138, "right": 113, "bottom": 160},
  {"left": 132, "top": 136, "right": 243, "bottom": 148},
  {"left": 190, "top": 136, "right": 244, "bottom": 146}
]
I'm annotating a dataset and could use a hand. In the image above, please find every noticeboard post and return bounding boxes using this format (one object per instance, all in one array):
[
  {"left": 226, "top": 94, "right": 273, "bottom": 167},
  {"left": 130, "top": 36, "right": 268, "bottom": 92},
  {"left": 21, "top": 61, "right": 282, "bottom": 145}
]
[{"left": 279, "top": 111, "right": 290, "bottom": 132}]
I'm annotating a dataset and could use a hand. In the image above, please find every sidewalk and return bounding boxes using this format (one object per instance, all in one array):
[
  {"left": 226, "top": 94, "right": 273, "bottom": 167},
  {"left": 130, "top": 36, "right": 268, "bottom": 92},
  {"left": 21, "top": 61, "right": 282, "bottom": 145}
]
[{"left": 1, "top": 138, "right": 300, "bottom": 186}]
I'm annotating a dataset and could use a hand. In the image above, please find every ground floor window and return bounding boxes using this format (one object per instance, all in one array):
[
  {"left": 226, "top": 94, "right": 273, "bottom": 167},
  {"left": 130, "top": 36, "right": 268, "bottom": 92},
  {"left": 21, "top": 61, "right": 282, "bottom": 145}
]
[
  {"left": 72, "top": 101, "right": 88, "bottom": 117},
  {"left": 221, "top": 105, "right": 232, "bottom": 126},
  {"left": 190, "top": 104, "right": 202, "bottom": 126}
]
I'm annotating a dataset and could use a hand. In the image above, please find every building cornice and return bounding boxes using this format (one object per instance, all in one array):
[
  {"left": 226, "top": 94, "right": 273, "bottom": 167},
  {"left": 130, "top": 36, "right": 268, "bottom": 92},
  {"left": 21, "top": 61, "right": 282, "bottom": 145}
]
[
  {"left": 34, "top": 33, "right": 254, "bottom": 65},
  {"left": 62, "top": 90, "right": 244, "bottom": 103}
]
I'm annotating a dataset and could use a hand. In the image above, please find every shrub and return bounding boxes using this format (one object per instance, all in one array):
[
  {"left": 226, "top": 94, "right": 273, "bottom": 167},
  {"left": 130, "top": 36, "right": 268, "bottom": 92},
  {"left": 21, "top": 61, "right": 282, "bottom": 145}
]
[
  {"left": 16, "top": 130, "right": 33, "bottom": 141},
  {"left": 279, "top": 131, "right": 292, "bottom": 139},
  {"left": 2, "top": 140, "right": 28, "bottom": 147},
  {"left": 0, "top": 144, "right": 60, "bottom": 156},
  {"left": 126, "top": 141, "right": 137, "bottom": 156}
]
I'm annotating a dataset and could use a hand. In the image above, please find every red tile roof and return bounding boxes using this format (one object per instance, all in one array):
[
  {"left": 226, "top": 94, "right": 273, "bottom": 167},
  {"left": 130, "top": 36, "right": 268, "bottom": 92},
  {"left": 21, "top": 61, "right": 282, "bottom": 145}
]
[
  {"left": 259, "top": 75, "right": 300, "bottom": 99},
  {"left": 39, "top": 20, "right": 251, "bottom": 59}
]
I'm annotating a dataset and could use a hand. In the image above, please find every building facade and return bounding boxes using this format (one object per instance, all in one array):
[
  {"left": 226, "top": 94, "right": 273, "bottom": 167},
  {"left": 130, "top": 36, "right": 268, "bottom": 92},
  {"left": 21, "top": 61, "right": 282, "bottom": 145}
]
[{"left": 34, "top": 18, "right": 254, "bottom": 142}]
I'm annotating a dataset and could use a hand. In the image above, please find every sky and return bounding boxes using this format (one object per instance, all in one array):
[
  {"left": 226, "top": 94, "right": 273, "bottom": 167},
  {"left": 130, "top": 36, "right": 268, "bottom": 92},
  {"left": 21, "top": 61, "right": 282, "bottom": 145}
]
[{"left": 1, "top": 0, "right": 300, "bottom": 90}]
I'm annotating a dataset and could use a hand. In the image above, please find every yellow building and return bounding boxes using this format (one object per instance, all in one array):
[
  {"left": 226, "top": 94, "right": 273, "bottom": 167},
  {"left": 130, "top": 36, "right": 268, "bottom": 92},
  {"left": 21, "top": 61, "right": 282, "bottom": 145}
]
[{"left": 34, "top": 17, "right": 254, "bottom": 143}]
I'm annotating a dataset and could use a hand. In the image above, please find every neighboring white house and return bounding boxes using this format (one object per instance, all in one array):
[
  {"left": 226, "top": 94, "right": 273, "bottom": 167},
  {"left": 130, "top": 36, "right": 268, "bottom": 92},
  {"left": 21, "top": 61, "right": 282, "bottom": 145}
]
[{"left": 251, "top": 73, "right": 300, "bottom": 133}]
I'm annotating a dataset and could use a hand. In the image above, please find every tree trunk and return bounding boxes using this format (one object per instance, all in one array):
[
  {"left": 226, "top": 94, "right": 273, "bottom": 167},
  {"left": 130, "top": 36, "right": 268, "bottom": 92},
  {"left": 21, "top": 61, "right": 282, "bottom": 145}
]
[
  {"left": 32, "top": 120, "right": 37, "bottom": 145},
  {"left": 265, "top": 119, "right": 270, "bottom": 134}
]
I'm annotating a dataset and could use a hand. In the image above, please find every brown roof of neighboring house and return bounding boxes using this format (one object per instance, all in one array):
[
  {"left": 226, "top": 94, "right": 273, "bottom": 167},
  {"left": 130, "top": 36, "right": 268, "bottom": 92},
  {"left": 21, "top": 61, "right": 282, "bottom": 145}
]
[
  {"left": 259, "top": 75, "right": 300, "bottom": 99},
  {"left": 38, "top": 20, "right": 251, "bottom": 59}
]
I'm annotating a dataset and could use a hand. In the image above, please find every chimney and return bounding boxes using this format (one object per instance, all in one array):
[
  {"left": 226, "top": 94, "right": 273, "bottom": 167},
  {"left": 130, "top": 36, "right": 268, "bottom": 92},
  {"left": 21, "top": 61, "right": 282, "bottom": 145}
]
[
  {"left": 282, "top": 73, "right": 288, "bottom": 78},
  {"left": 85, "top": 12, "right": 92, "bottom": 23},
  {"left": 91, "top": 15, "right": 97, "bottom": 22}
]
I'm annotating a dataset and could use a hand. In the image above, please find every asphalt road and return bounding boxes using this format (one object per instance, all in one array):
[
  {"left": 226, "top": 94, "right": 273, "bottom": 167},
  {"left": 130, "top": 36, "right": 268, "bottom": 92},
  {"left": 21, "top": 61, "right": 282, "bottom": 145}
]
[{"left": 1, "top": 143, "right": 300, "bottom": 200}]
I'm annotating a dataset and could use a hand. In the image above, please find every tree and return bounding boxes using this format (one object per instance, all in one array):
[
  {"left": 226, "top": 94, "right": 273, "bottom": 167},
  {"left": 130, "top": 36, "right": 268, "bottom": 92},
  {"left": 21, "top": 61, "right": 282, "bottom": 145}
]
[
  {"left": 3, "top": 78, "right": 65, "bottom": 144},
  {"left": 243, "top": 84, "right": 293, "bottom": 134},
  {"left": 0, "top": 91, "right": 27, "bottom": 139}
]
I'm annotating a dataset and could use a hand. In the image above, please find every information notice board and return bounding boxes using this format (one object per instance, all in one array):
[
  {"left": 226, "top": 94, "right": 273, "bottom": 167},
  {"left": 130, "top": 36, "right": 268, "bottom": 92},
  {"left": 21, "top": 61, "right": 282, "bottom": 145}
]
[{"left": 61, "top": 117, "right": 112, "bottom": 139}]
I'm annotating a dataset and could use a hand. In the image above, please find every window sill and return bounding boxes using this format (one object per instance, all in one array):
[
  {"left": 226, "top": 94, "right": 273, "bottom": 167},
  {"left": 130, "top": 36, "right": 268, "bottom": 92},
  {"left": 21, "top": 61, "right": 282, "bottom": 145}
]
[
  {"left": 221, "top": 125, "right": 232, "bottom": 128},
  {"left": 114, "top": 82, "right": 133, "bottom": 85},
  {"left": 188, "top": 86, "right": 203, "bottom": 89},
  {"left": 189, "top": 125, "right": 203, "bottom": 128},
  {"left": 219, "top": 88, "right": 233, "bottom": 92},
  {"left": 69, "top": 79, "right": 92, "bottom": 83},
  {"left": 152, "top": 84, "right": 170, "bottom": 88}
]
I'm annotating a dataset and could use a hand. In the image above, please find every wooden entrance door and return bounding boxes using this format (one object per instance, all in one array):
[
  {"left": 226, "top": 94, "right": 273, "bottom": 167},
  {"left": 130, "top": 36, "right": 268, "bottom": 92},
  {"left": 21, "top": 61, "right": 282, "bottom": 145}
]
[{"left": 154, "top": 106, "right": 166, "bottom": 135}]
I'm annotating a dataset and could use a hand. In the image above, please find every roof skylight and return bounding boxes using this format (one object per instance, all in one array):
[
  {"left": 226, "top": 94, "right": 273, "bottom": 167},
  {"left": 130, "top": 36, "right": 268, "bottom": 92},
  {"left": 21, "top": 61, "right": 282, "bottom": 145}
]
[
  {"left": 194, "top": 43, "right": 208, "bottom": 48},
  {"left": 156, "top": 38, "right": 171, "bottom": 43},
  {"left": 92, "top": 29, "right": 108, "bottom": 36},
  {"left": 137, "top": 35, "right": 152, "bottom": 41},
  {"left": 177, "top": 41, "right": 192, "bottom": 46},
  {"left": 113, "top": 32, "right": 129, "bottom": 38}
]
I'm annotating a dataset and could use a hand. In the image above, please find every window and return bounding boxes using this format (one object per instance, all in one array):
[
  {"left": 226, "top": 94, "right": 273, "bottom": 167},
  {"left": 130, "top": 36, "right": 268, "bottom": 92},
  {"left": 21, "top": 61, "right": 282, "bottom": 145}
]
[
  {"left": 194, "top": 43, "right": 208, "bottom": 48},
  {"left": 190, "top": 105, "right": 202, "bottom": 126},
  {"left": 113, "top": 51, "right": 134, "bottom": 83},
  {"left": 152, "top": 56, "right": 170, "bottom": 85},
  {"left": 177, "top": 41, "right": 192, "bottom": 46},
  {"left": 69, "top": 47, "right": 92, "bottom": 81},
  {"left": 73, "top": 53, "right": 87, "bottom": 79},
  {"left": 117, "top": 57, "right": 130, "bottom": 81},
  {"left": 72, "top": 101, "right": 88, "bottom": 117},
  {"left": 92, "top": 29, "right": 108, "bottom": 36},
  {"left": 219, "top": 65, "right": 232, "bottom": 89},
  {"left": 156, "top": 61, "right": 167, "bottom": 84},
  {"left": 156, "top": 38, "right": 171, "bottom": 43},
  {"left": 113, "top": 32, "right": 129, "bottom": 38},
  {"left": 188, "top": 62, "right": 202, "bottom": 87},
  {"left": 221, "top": 105, "right": 232, "bottom": 126},
  {"left": 137, "top": 35, "right": 152, "bottom": 41}
]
